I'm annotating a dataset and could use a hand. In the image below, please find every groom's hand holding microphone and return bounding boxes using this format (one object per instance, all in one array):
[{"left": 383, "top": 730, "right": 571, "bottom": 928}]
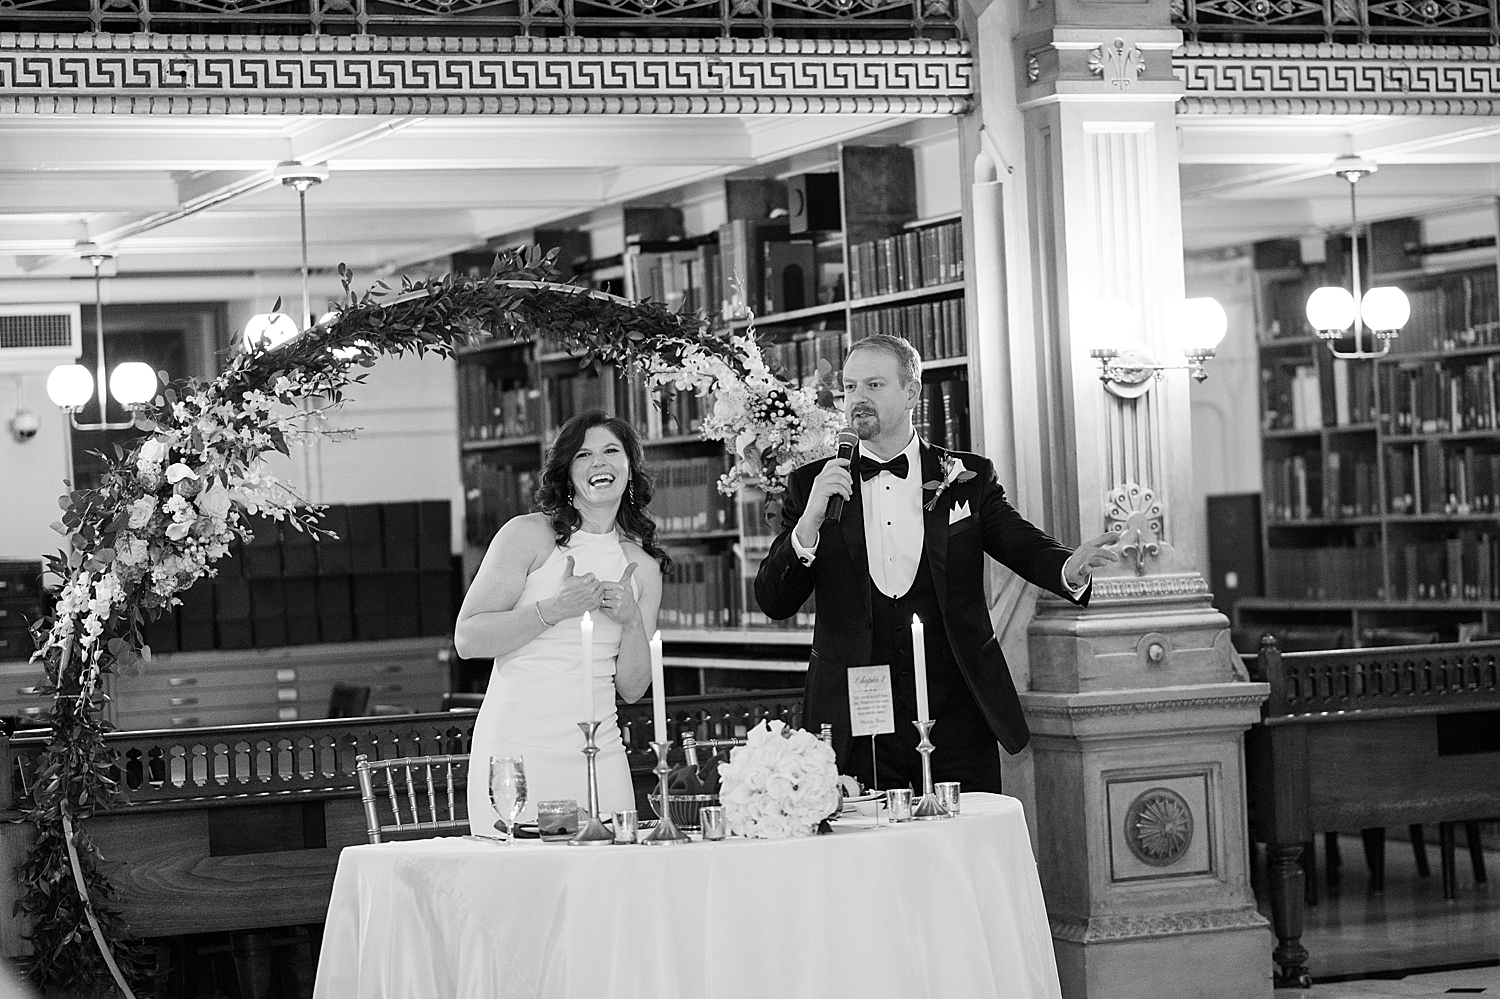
[{"left": 794, "top": 429, "right": 859, "bottom": 551}]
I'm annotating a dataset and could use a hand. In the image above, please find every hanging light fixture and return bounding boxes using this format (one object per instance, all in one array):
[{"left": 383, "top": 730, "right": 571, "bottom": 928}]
[
  {"left": 1304, "top": 158, "right": 1410, "bottom": 360},
  {"left": 242, "top": 162, "right": 330, "bottom": 354},
  {"left": 46, "top": 248, "right": 157, "bottom": 429}
]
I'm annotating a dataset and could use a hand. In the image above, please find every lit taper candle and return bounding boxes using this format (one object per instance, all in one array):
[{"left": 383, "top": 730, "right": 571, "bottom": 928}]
[
  {"left": 912, "top": 614, "right": 930, "bottom": 721},
  {"left": 650, "top": 629, "right": 667, "bottom": 744},
  {"left": 581, "top": 611, "right": 595, "bottom": 722}
]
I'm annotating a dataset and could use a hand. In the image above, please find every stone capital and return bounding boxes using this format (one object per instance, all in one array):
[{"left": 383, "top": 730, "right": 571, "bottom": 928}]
[{"left": 1017, "top": 27, "right": 1183, "bottom": 108}]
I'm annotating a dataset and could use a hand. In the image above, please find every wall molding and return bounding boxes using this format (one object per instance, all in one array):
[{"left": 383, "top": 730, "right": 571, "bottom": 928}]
[
  {"left": 1175, "top": 41, "right": 1500, "bottom": 114},
  {"left": 1025, "top": 692, "right": 1268, "bottom": 719},
  {"left": 0, "top": 33, "right": 972, "bottom": 114},
  {"left": 1050, "top": 906, "right": 1268, "bottom": 943}
]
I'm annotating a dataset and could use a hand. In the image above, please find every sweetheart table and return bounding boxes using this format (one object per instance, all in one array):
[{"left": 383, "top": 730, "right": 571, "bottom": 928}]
[{"left": 311, "top": 792, "right": 1062, "bottom": 999}]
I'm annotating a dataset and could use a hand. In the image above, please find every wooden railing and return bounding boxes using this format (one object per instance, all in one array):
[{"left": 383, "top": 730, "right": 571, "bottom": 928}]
[
  {"left": 1252, "top": 636, "right": 1500, "bottom": 722},
  {"left": 0, "top": 0, "right": 959, "bottom": 39},
  {"left": 3, "top": 688, "right": 805, "bottom": 812},
  {"left": 1174, "top": 0, "right": 1500, "bottom": 47}
]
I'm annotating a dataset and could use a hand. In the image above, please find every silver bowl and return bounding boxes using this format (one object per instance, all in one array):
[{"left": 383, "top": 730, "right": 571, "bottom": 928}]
[{"left": 647, "top": 793, "right": 719, "bottom": 831}]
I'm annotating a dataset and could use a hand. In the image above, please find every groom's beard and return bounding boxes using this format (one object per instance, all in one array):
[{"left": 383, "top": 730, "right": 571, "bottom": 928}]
[{"left": 849, "top": 408, "right": 880, "bottom": 440}]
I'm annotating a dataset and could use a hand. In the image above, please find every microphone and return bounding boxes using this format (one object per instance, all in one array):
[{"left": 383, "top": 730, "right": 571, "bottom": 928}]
[{"left": 824, "top": 429, "right": 861, "bottom": 523}]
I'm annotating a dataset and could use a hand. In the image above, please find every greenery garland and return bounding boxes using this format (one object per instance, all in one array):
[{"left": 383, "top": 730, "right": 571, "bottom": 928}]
[{"left": 18, "top": 245, "right": 838, "bottom": 995}]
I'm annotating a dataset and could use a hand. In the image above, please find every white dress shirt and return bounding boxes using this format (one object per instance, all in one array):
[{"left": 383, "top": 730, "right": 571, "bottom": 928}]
[
  {"left": 793, "top": 432, "right": 924, "bottom": 598},
  {"left": 792, "top": 432, "right": 1092, "bottom": 599}
]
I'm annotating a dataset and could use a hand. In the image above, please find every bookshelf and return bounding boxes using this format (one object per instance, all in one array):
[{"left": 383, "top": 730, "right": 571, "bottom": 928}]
[
  {"left": 452, "top": 136, "right": 973, "bottom": 676},
  {"left": 1242, "top": 222, "right": 1500, "bottom": 648}
]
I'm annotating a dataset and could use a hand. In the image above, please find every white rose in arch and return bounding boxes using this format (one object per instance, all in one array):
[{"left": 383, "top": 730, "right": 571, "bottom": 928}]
[
  {"left": 138, "top": 438, "right": 170, "bottom": 465},
  {"left": 198, "top": 484, "right": 232, "bottom": 521},
  {"left": 127, "top": 496, "right": 157, "bottom": 529}
]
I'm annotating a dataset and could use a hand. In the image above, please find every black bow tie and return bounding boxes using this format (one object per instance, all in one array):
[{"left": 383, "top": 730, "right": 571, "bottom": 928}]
[{"left": 859, "top": 453, "right": 909, "bottom": 480}]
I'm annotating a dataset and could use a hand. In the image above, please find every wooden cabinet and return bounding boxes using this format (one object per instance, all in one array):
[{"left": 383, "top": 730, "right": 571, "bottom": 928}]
[{"left": 104, "top": 636, "right": 451, "bottom": 730}]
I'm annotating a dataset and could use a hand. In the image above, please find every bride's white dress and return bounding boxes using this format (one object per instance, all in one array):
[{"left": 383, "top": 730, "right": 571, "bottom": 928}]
[{"left": 467, "top": 528, "right": 638, "bottom": 833}]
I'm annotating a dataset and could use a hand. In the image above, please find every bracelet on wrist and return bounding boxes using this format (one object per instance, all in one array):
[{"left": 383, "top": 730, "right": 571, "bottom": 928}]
[{"left": 535, "top": 602, "right": 554, "bottom": 628}]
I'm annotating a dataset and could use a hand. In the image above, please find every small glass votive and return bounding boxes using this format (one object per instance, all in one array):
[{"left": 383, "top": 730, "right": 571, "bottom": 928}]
[
  {"left": 612, "top": 810, "right": 639, "bottom": 844},
  {"left": 700, "top": 805, "right": 727, "bottom": 840},
  {"left": 538, "top": 800, "right": 581, "bottom": 838},
  {"left": 887, "top": 788, "right": 914, "bottom": 822},
  {"left": 935, "top": 782, "right": 961, "bottom": 815}
]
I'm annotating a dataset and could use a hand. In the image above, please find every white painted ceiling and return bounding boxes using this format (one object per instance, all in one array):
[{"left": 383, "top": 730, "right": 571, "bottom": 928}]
[{"left": 2, "top": 111, "right": 1499, "bottom": 289}]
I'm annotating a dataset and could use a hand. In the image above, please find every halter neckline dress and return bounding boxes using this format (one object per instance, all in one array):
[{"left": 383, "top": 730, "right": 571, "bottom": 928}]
[{"left": 467, "top": 527, "right": 638, "bottom": 832}]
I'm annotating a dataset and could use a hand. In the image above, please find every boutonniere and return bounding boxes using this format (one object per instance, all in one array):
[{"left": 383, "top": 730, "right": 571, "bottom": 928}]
[{"left": 922, "top": 454, "right": 976, "bottom": 511}]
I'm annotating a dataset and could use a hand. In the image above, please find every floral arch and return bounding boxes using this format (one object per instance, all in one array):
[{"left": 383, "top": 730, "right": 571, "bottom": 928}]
[{"left": 20, "top": 246, "right": 839, "bottom": 996}]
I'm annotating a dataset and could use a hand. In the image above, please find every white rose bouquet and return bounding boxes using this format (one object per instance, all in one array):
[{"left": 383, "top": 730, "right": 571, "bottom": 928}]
[{"left": 718, "top": 719, "right": 840, "bottom": 839}]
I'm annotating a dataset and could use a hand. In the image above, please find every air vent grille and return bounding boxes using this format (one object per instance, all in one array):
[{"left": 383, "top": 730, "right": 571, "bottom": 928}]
[{"left": 0, "top": 313, "right": 73, "bottom": 351}]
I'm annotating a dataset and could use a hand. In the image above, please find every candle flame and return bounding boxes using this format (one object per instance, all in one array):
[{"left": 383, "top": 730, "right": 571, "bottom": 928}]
[
  {"left": 651, "top": 629, "right": 661, "bottom": 642},
  {"left": 912, "top": 614, "right": 921, "bottom": 625}
]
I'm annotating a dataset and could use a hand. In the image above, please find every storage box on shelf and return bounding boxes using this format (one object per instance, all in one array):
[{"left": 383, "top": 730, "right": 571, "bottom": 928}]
[{"left": 1242, "top": 226, "right": 1500, "bottom": 647}]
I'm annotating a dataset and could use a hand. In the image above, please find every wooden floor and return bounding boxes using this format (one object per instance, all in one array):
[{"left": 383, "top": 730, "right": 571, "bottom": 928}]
[{"left": 1253, "top": 831, "right": 1500, "bottom": 993}]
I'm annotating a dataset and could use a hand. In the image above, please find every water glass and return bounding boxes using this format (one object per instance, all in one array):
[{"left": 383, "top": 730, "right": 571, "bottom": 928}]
[
  {"left": 489, "top": 756, "right": 528, "bottom": 844},
  {"left": 612, "top": 809, "right": 639, "bottom": 844}
]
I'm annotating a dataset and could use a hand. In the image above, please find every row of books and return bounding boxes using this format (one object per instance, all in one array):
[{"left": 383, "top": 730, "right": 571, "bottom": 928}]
[
  {"left": 916, "top": 379, "right": 970, "bottom": 452},
  {"left": 548, "top": 373, "right": 607, "bottom": 434},
  {"left": 659, "top": 550, "right": 739, "bottom": 629},
  {"left": 629, "top": 243, "right": 723, "bottom": 317},
  {"left": 1386, "top": 442, "right": 1500, "bottom": 516},
  {"left": 459, "top": 367, "right": 541, "bottom": 442},
  {"left": 1385, "top": 268, "right": 1499, "bottom": 355},
  {"left": 1263, "top": 456, "right": 1322, "bottom": 522},
  {"left": 1266, "top": 546, "right": 1383, "bottom": 600},
  {"left": 762, "top": 329, "right": 847, "bottom": 389},
  {"left": 653, "top": 456, "right": 736, "bottom": 537},
  {"left": 1323, "top": 453, "right": 1380, "bottom": 519},
  {"left": 1391, "top": 533, "right": 1500, "bottom": 602},
  {"left": 849, "top": 297, "right": 967, "bottom": 361},
  {"left": 848, "top": 220, "right": 964, "bottom": 301},
  {"left": 462, "top": 459, "right": 539, "bottom": 546},
  {"left": 616, "top": 378, "right": 710, "bottom": 441},
  {"left": 1384, "top": 358, "right": 1500, "bottom": 435},
  {"left": 1262, "top": 363, "right": 1324, "bottom": 432}
]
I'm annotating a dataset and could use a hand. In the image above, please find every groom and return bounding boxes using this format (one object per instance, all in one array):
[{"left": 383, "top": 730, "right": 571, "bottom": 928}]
[{"left": 754, "top": 334, "right": 1119, "bottom": 793}]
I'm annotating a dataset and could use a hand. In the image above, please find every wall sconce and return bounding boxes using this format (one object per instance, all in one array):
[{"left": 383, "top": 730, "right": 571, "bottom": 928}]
[
  {"left": 1085, "top": 297, "right": 1227, "bottom": 398},
  {"left": 45, "top": 249, "right": 157, "bottom": 429}
]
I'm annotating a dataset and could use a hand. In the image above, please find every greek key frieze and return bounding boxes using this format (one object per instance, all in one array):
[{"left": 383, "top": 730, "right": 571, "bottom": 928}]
[
  {"left": 0, "top": 35, "right": 973, "bottom": 113},
  {"left": 1175, "top": 42, "right": 1500, "bottom": 113}
]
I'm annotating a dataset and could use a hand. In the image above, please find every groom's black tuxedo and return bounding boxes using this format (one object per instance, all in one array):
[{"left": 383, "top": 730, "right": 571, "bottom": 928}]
[{"left": 754, "top": 441, "right": 1088, "bottom": 787}]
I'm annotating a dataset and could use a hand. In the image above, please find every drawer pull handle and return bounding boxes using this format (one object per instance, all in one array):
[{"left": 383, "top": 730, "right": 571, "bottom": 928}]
[
  {"left": 168, "top": 697, "right": 199, "bottom": 707},
  {"left": 275, "top": 669, "right": 297, "bottom": 683},
  {"left": 21, "top": 707, "right": 42, "bottom": 717},
  {"left": 276, "top": 688, "right": 298, "bottom": 702},
  {"left": 170, "top": 717, "right": 200, "bottom": 727},
  {"left": 167, "top": 677, "right": 197, "bottom": 687}
]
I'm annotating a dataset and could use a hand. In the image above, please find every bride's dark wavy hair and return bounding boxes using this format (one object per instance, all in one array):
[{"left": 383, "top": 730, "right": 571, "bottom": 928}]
[{"left": 535, "top": 410, "right": 672, "bottom": 571}]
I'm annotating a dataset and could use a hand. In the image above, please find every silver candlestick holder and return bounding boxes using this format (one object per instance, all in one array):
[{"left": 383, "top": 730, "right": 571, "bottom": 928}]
[
  {"left": 911, "top": 718, "right": 952, "bottom": 820},
  {"left": 568, "top": 720, "right": 615, "bottom": 846},
  {"left": 642, "top": 739, "right": 690, "bottom": 845}
]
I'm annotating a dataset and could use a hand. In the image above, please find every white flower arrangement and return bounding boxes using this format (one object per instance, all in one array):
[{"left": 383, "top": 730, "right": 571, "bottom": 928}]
[
  {"left": 647, "top": 329, "right": 842, "bottom": 498},
  {"left": 718, "top": 719, "right": 841, "bottom": 839}
]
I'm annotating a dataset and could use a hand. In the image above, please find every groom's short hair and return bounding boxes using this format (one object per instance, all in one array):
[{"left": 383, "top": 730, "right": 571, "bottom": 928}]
[{"left": 846, "top": 334, "right": 921, "bottom": 386}]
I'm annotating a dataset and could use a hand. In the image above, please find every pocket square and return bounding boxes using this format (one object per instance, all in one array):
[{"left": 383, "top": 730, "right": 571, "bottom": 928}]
[{"left": 948, "top": 500, "right": 971, "bottom": 525}]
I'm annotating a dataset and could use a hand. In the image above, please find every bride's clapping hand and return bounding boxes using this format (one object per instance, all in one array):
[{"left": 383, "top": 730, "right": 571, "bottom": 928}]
[
  {"left": 546, "top": 556, "right": 603, "bottom": 620},
  {"left": 598, "top": 563, "right": 640, "bottom": 627}
]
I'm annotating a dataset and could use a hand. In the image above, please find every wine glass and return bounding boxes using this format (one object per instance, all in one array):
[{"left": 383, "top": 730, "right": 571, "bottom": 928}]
[{"left": 489, "top": 756, "right": 527, "bottom": 845}]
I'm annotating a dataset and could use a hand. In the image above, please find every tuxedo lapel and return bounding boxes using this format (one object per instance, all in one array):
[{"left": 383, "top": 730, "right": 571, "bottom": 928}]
[
  {"left": 920, "top": 441, "right": 950, "bottom": 614},
  {"left": 840, "top": 458, "right": 872, "bottom": 619}
]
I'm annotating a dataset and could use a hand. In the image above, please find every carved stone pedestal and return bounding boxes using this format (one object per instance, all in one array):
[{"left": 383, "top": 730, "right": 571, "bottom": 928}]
[{"left": 1024, "top": 582, "right": 1271, "bottom": 999}]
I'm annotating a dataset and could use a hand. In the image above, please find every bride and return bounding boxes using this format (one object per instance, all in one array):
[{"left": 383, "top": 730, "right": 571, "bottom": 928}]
[{"left": 454, "top": 410, "right": 667, "bottom": 831}]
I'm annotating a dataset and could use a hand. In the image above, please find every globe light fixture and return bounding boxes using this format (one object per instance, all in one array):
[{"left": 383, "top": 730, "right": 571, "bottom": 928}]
[
  {"left": 46, "top": 249, "right": 154, "bottom": 429},
  {"left": 243, "top": 312, "right": 301, "bottom": 352},
  {"left": 1085, "top": 295, "right": 1226, "bottom": 396},
  {"left": 1304, "top": 159, "right": 1409, "bottom": 359},
  {"left": 46, "top": 364, "right": 94, "bottom": 411}
]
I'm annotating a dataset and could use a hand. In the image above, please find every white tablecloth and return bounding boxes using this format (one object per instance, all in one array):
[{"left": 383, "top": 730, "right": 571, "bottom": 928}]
[{"left": 313, "top": 792, "right": 1061, "bottom": 999}]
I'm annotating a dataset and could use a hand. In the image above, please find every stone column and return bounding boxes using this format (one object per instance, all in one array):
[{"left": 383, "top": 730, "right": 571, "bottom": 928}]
[{"left": 1003, "top": 4, "right": 1273, "bottom": 996}]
